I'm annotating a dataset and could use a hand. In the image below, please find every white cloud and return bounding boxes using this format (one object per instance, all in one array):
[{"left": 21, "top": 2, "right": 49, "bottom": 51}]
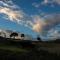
[
  {"left": 41, "top": 13, "right": 60, "bottom": 39},
  {"left": 0, "top": 0, "right": 60, "bottom": 40},
  {"left": 32, "top": 0, "right": 60, "bottom": 8},
  {"left": 31, "top": 15, "right": 46, "bottom": 32},
  {"left": 47, "top": 28, "right": 60, "bottom": 40},
  {"left": 0, "top": 0, "right": 25, "bottom": 23},
  {"left": 43, "top": 14, "right": 60, "bottom": 26},
  {"left": 0, "top": 0, "right": 39, "bottom": 30},
  {"left": 42, "top": 0, "right": 48, "bottom": 4},
  {"left": 0, "top": 0, "right": 34, "bottom": 30},
  {"left": 0, "top": 7, "right": 24, "bottom": 21},
  {"left": 0, "top": 0, "right": 47, "bottom": 32},
  {"left": 32, "top": 2, "right": 40, "bottom": 8},
  {"left": 30, "top": 13, "right": 60, "bottom": 40},
  {"left": 42, "top": 0, "right": 60, "bottom": 5},
  {"left": 53, "top": 0, "right": 60, "bottom": 4}
]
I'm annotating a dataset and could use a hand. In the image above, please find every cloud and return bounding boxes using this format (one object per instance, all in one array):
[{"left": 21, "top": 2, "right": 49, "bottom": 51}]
[
  {"left": 41, "top": 13, "right": 60, "bottom": 39},
  {"left": 0, "top": 0, "right": 25, "bottom": 22},
  {"left": 41, "top": 0, "right": 60, "bottom": 5},
  {"left": 0, "top": 0, "right": 40, "bottom": 30},
  {"left": 42, "top": 0, "right": 48, "bottom": 4},
  {"left": 0, "top": 0, "right": 29, "bottom": 26},
  {"left": 0, "top": 0, "right": 37, "bottom": 31},
  {"left": 31, "top": 15, "right": 46, "bottom": 32},
  {"left": 0, "top": 7, "right": 24, "bottom": 21},
  {"left": 17, "top": 13, "right": 60, "bottom": 38},
  {"left": 0, "top": 0, "right": 60, "bottom": 40},
  {"left": 32, "top": 2, "right": 40, "bottom": 8},
  {"left": 32, "top": 0, "right": 60, "bottom": 8},
  {"left": 43, "top": 14, "right": 60, "bottom": 27},
  {"left": 51, "top": 0, "right": 60, "bottom": 4},
  {"left": 30, "top": 13, "right": 60, "bottom": 40},
  {"left": 0, "top": 0, "right": 46, "bottom": 31},
  {"left": 47, "top": 27, "right": 60, "bottom": 40}
]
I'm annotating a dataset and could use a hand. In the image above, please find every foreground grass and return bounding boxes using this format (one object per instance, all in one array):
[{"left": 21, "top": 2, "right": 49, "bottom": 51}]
[
  {"left": 0, "top": 43, "right": 28, "bottom": 53},
  {"left": 37, "top": 42, "right": 60, "bottom": 54},
  {"left": 0, "top": 37, "right": 60, "bottom": 60},
  {"left": 0, "top": 44, "right": 60, "bottom": 60}
]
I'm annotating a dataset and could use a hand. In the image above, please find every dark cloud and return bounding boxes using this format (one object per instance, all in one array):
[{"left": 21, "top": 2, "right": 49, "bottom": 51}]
[{"left": 41, "top": 13, "right": 60, "bottom": 39}]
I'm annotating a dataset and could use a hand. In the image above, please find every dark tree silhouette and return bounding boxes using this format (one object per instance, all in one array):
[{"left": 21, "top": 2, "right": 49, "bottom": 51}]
[
  {"left": 10, "top": 32, "right": 18, "bottom": 39},
  {"left": 21, "top": 34, "right": 25, "bottom": 40},
  {"left": 37, "top": 37, "right": 41, "bottom": 41}
]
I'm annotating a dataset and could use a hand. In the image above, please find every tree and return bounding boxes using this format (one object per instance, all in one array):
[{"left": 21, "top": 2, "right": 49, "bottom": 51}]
[
  {"left": 10, "top": 32, "right": 18, "bottom": 39},
  {"left": 37, "top": 37, "right": 41, "bottom": 41},
  {"left": 21, "top": 34, "right": 25, "bottom": 40}
]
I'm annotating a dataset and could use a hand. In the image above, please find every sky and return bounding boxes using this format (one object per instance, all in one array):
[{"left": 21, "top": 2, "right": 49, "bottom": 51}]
[{"left": 0, "top": 0, "right": 60, "bottom": 40}]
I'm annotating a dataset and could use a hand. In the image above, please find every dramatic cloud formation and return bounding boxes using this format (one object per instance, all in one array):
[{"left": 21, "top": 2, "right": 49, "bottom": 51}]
[
  {"left": 29, "top": 14, "right": 60, "bottom": 40},
  {"left": 0, "top": 7, "right": 24, "bottom": 21},
  {"left": 0, "top": 0, "right": 33, "bottom": 29},
  {"left": 0, "top": 0, "right": 46, "bottom": 31},
  {"left": 0, "top": 0, "right": 60, "bottom": 40},
  {"left": 31, "top": 15, "right": 46, "bottom": 32},
  {"left": 0, "top": 0, "right": 25, "bottom": 22},
  {"left": 43, "top": 14, "right": 60, "bottom": 28},
  {"left": 31, "top": 14, "right": 60, "bottom": 32},
  {"left": 41, "top": 14, "right": 60, "bottom": 39}
]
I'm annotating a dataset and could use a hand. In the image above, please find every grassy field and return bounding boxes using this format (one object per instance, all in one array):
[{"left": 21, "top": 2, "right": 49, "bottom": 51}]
[
  {"left": 0, "top": 44, "right": 27, "bottom": 53},
  {"left": 0, "top": 37, "right": 60, "bottom": 60},
  {"left": 36, "top": 42, "right": 60, "bottom": 54},
  {"left": 0, "top": 43, "right": 60, "bottom": 60}
]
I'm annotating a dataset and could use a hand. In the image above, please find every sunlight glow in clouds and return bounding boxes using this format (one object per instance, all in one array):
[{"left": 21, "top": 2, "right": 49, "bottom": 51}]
[
  {"left": 0, "top": 0, "right": 25, "bottom": 24},
  {"left": 31, "top": 14, "right": 60, "bottom": 40},
  {"left": 0, "top": 0, "right": 60, "bottom": 40},
  {"left": 32, "top": 16, "right": 46, "bottom": 32},
  {"left": 0, "top": 0, "right": 35, "bottom": 30},
  {"left": 0, "top": 0, "right": 46, "bottom": 32},
  {"left": 0, "top": 7, "right": 23, "bottom": 22}
]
